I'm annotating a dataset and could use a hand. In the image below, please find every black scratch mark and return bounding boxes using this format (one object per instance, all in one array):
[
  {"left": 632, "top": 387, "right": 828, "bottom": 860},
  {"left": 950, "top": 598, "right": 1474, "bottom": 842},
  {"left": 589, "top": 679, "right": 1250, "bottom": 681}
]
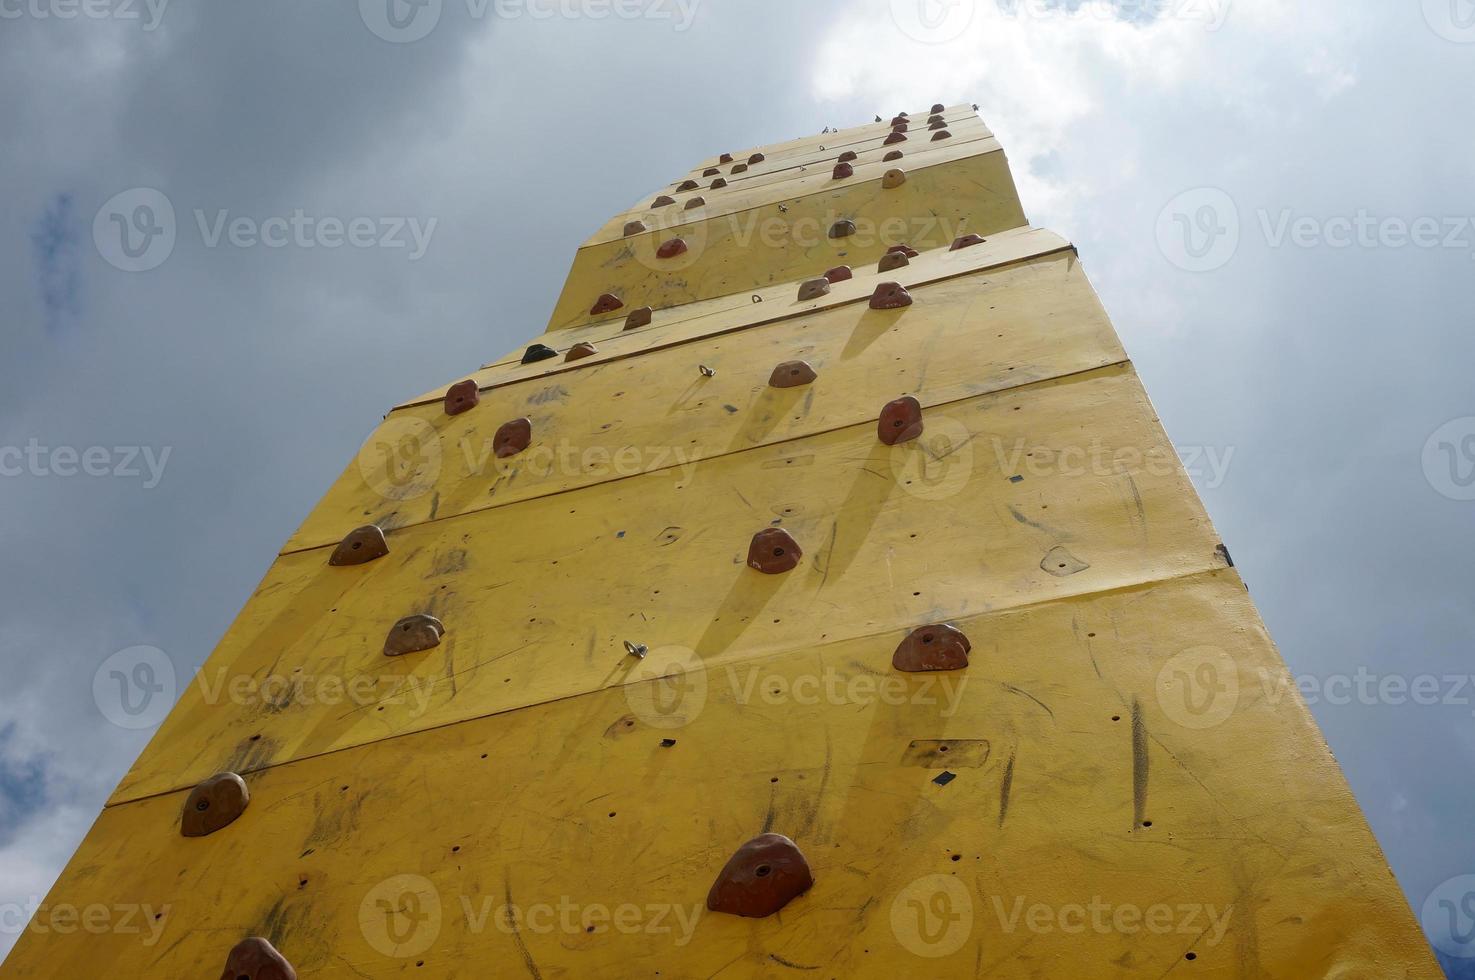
[
  {"left": 998, "top": 751, "right": 1015, "bottom": 827},
  {"left": 1132, "top": 698, "right": 1149, "bottom": 830},
  {"left": 505, "top": 880, "right": 544, "bottom": 979}
]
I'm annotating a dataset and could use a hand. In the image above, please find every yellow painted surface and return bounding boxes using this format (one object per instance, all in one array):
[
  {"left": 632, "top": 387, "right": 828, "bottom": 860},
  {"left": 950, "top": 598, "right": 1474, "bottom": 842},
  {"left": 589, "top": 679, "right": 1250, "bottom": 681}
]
[
  {"left": 549, "top": 147, "right": 1026, "bottom": 331},
  {"left": 686, "top": 103, "right": 978, "bottom": 173},
  {"left": 114, "top": 364, "right": 1222, "bottom": 804},
  {"left": 297, "top": 250, "right": 1120, "bottom": 551},
  {"left": 444, "top": 225, "right": 1066, "bottom": 394},
  {"left": 3, "top": 570, "right": 1440, "bottom": 978},
  {"left": 593, "top": 126, "right": 997, "bottom": 247}
]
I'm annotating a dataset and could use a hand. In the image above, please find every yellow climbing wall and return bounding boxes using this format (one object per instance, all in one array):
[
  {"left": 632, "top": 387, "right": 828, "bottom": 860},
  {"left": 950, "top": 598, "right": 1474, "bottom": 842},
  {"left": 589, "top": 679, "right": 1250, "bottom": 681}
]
[{"left": 0, "top": 106, "right": 1441, "bottom": 979}]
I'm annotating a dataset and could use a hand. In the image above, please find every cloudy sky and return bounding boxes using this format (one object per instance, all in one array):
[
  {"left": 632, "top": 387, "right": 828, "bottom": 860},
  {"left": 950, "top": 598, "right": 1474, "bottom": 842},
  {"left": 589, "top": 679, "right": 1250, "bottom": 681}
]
[{"left": 3, "top": 0, "right": 1473, "bottom": 969}]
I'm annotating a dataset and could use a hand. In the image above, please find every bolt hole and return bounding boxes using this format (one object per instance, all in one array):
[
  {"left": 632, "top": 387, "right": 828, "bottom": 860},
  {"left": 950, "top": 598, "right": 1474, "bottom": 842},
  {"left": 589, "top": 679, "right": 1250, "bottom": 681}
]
[
  {"left": 1185, "top": 952, "right": 1197, "bottom": 961},
  {"left": 351, "top": 541, "right": 362, "bottom": 550},
  {"left": 922, "top": 634, "right": 934, "bottom": 644},
  {"left": 773, "top": 548, "right": 785, "bottom": 557},
  {"left": 196, "top": 800, "right": 209, "bottom": 811},
  {"left": 608, "top": 812, "right": 616, "bottom": 818},
  {"left": 1111, "top": 716, "right": 1120, "bottom": 722},
  {"left": 939, "top": 745, "right": 949, "bottom": 752},
  {"left": 1142, "top": 820, "right": 1153, "bottom": 828},
  {"left": 452, "top": 846, "right": 461, "bottom": 853},
  {"left": 755, "top": 865, "right": 772, "bottom": 878},
  {"left": 950, "top": 854, "right": 961, "bottom": 862}
]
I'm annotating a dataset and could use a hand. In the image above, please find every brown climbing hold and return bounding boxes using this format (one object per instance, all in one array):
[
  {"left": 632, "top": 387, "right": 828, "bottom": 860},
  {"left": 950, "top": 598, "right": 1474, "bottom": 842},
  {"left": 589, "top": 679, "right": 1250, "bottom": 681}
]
[
  {"left": 929, "top": 119, "right": 948, "bottom": 130},
  {"left": 833, "top": 162, "right": 854, "bottom": 179},
  {"left": 950, "top": 233, "right": 986, "bottom": 250},
  {"left": 494, "top": 417, "right": 533, "bottom": 458},
  {"left": 328, "top": 525, "right": 389, "bottom": 567},
  {"left": 882, "top": 168, "right": 906, "bottom": 189},
  {"left": 883, "top": 149, "right": 904, "bottom": 162},
  {"left": 731, "top": 163, "right": 749, "bottom": 174},
  {"left": 869, "top": 281, "right": 913, "bottom": 310},
  {"left": 838, "top": 150, "right": 858, "bottom": 162},
  {"left": 384, "top": 614, "right": 444, "bottom": 657},
  {"left": 893, "top": 624, "right": 971, "bottom": 672},
  {"left": 829, "top": 219, "right": 857, "bottom": 239},
  {"left": 878, "top": 251, "right": 910, "bottom": 273},
  {"left": 676, "top": 179, "right": 700, "bottom": 191},
  {"left": 218, "top": 937, "right": 296, "bottom": 980},
  {"left": 590, "top": 293, "right": 624, "bottom": 316},
  {"left": 565, "top": 342, "right": 598, "bottom": 362},
  {"left": 878, "top": 395, "right": 924, "bottom": 445},
  {"left": 704, "top": 167, "right": 721, "bottom": 176},
  {"left": 684, "top": 196, "right": 706, "bottom": 210},
  {"left": 932, "top": 129, "right": 952, "bottom": 141},
  {"left": 824, "top": 265, "right": 853, "bottom": 283},
  {"left": 657, "top": 237, "right": 688, "bottom": 259},
  {"left": 707, "top": 833, "right": 814, "bottom": 918},
  {"left": 182, "top": 772, "right": 249, "bottom": 838},
  {"left": 444, "top": 379, "right": 479, "bottom": 416},
  {"left": 797, "top": 277, "right": 831, "bottom": 302},
  {"left": 749, "top": 152, "right": 766, "bottom": 164},
  {"left": 652, "top": 195, "right": 675, "bottom": 207},
  {"left": 887, "top": 243, "right": 919, "bottom": 257},
  {"left": 711, "top": 177, "right": 728, "bottom": 189},
  {"left": 768, "top": 361, "right": 817, "bottom": 389},
  {"left": 890, "top": 114, "right": 908, "bottom": 125},
  {"left": 624, "top": 306, "right": 653, "bottom": 330},
  {"left": 747, "top": 527, "right": 801, "bottom": 574},
  {"left": 719, "top": 153, "right": 734, "bottom": 164},
  {"left": 884, "top": 131, "right": 907, "bottom": 145},
  {"left": 623, "top": 220, "right": 647, "bottom": 237},
  {"left": 891, "top": 121, "right": 908, "bottom": 133},
  {"left": 931, "top": 102, "right": 946, "bottom": 114},
  {"left": 928, "top": 113, "right": 945, "bottom": 124}
]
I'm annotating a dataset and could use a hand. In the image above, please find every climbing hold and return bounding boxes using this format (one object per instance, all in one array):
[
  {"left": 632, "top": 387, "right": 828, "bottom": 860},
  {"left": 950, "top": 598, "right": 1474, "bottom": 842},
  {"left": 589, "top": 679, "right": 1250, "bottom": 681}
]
[
  {"left": 883, "top": 149, "right": 904, "bottom": 162},
  {"left": 797, "top": 277, "right": 831, "bottom": 302},
  {"left": 624, "top": 640, "right": 649, "bottom": 659},
  {"left": 684, "top": 196, "right": 707, "bottom": 210},
  {"left": 950, "top": 233, "right": 986, "bottom": 250},
  {"left": 494, "top": 418, "right": 533, "bottom": 458},
  {"left": 676, "top": 179, "right": 700, "bottom": 191},
  {"left": 829, "top": 219, "right": 857, "bottom": 239},
  {"left": 749, "top": 152, "right": 765, "bottom": 164},
  {"left": 838, "top": 150, "right": 858, "bottom": 162},
  {"left": 657, "top": 237, "right": 689, "bottom": 259},
  {"left": 929, "top": 119, "right": 948, "bottom": 130},
  {"left": 878, "top": 395, "right": 924, "bottom": 445},
  {"left": 565, "top": 342, "right": 598, "bottom": 362},
  {"left": 882, "top": 168, "right": 906, "bottom": 189},
  {"left": 624, "top": 306, "right": 654, "bottom": 331},
  {"left": 711, "top": 177, "right": 728, "bottom": 189},
  {"left": 182, "top": 772, "right": 249, "bottom": 838},
  {"left": 869, "top": 281, "right": 914, "bottom": 310},
  {"left": 884, "top": 131, "right": 907, "bottom": 145},
  {"left": 329, "top": 525, "right": 389, "bottom": 567},
  {"left": 932, "top": 129, "right": 952, "bottom": 141},
  {"left": 218, "top": 937, "right": 296, "bottom": 980},
  {"left": 928, "top": 113, "right": 945, "bottom": 124},
  {"left": 833, "top": 162, "right": 854, "bottom": 179},
  {"left": 824, "top": 265, "right": 853, "bottom": 283},
  {"left": 444, "top": 379, "right": 479, "bottom": 416},
  {"left": 707, "top": 833, "right": 813, "bottom": 918},
  {"left": 731, "top": 163, "right": 749, "bottom": 174},
  {"left": 652, "top": 195, "right": 676, "bottom": 207},
  {"left": 590, "top": 293, "right": 624, "bottom": 316},
  {"left": 891, "top": 121, "right": 908, "bottom": 133},
  {"left": 893, "top": 624, "right": 971, "bottom": 672},
  {"left": 623, "top": 220, "right": 647, "bottom": 236},
  {"left": 522, "top": 343, "right": 557, "bottom": 364},
  {"left": 878, "top": 251, "right": 910, "bottom": 273},
  {"left": 747, "top": 527, "right": 801, "bottom": 574},
  {"left": 931, "top": 102, "right": 945, "bottom": 114},
  {"left": 890, "top": 114, "right": 908, "bottom": 126},
  {"left": 704, "top": 167, "right": 721, "bottom": 176},
  {"left": 887, "top": 243, "right": 919, "bottom": 257},
  {"left": 719, "top": 153, "right": 734, "bottom": 164},
  {"left": 384, "top": 614, "right": 444, "bottom": 657},
  {"left": 768, "top": 361, "right": 817, "bottom": 389},
  {"left": 699, "top": 364, "right": 716, "bottom": 378}
]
